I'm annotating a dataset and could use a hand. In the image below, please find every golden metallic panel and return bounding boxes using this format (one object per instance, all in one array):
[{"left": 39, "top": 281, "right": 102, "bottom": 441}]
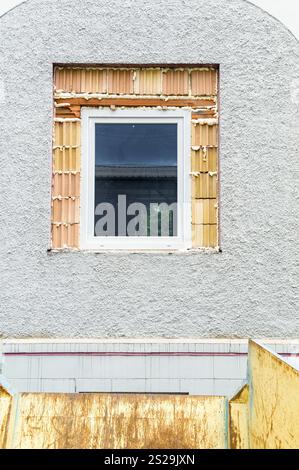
[
  {"left": 107, "top": 70, "right": 134, "bottom": 95},
  {"left": 229, "top": 386, "right": 249, "bottom": 449},
  {"left": 192, "top": 224, "right": 218, "bottom": 248},
  {"left": 134, "top": 69, "right": 162, "bottom": 95},
  {"left": 52, "top": 198, "right": 80, "bottom": 224},
  {"left": 4, "top": 394, "right": 226, "bottom": 449},
  {"left": 191, "top": 147, "right": 217, "bottom": 173},
  {"left": 52, "top": 173, "right": 80, "bottom": 198},
  {"left": 55, "top": 68, "right": 107, "bottom": 93},
  {"left": 162, "top": 70, "right": 189, "bottom": 95},
  {"left": 53, "top": 147, "right": 81, "bottom": 172},
  {"left": 0, "top": 387, "right": 12, "bottom": 449},
  {"left": 51, "top": 223, "right": 79, "bottom": 249},
  {"left": 192, "top": 199, "right": 217, "bottom": 225},
  {"left": 190, "top": 69, "right": 217, "bottom": 96},
  {"left": 192, "top": 123, "right": 218, "bottom": 146},
  {"left": 248, "top": 341, "right": 299, "bottom": 449},
  {"left": 192, "top": 174, "right": 217, "bottom": 199}
]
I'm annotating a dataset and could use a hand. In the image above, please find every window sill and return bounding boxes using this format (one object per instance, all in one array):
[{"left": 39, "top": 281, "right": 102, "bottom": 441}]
[{"left": 48, "top": 247, "right": 221, "bottom": 255}]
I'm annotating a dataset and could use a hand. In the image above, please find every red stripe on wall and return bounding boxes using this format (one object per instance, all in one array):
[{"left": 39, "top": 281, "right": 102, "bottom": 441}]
[{"left": 3, "top": 352, "right": 299, "bottom": 357}]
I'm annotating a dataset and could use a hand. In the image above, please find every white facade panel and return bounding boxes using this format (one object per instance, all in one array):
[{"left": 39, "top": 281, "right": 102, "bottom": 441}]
[{"left": 2, "top": 340, "right": 299, "bottom": 396}]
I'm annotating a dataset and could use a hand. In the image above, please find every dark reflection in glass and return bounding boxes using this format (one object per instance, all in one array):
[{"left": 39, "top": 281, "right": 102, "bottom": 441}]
[{"left": 94, "top": 124, "right": 178, "bottom": 237}]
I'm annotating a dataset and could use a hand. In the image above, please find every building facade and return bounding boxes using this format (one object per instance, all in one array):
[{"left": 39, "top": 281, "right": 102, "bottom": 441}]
[{"left": 0, "top": 0, "right": 298, "bottom": 394}]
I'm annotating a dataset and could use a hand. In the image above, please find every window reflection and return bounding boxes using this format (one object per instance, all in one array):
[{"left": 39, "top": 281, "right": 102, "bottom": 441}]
[{"left": 94, "top": 124, "right": 178, "bottom": 237}]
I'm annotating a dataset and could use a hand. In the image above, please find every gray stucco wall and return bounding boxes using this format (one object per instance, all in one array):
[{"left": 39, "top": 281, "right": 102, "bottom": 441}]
[{"left": 0, "top": 0, "right": 298, "bottom": 338}]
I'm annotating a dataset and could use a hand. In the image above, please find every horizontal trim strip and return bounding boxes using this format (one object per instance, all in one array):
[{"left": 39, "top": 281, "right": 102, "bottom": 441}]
[{"left": 4, "top": 352, "right": 299, "bottom": 358}]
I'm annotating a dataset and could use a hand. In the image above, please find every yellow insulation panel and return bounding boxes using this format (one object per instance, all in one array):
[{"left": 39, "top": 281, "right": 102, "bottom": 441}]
[
  {"left": 54, "top": 121, "right": 81, "bottom": 147},
  {"left": 52, "top": 223, "right": 79, "bottom": 249},
  {"left": 134, "top": 69, "right": 162, "bottom": 95},
  {"left": 107, "top": 69, "right": 134, "bottom": 95},
  {"left": 52, "top": 198, "right": 80, "bottom": 224},
  {"left": 53, "top": 147, "right": 81, "bottom": 172},
  {"left": 192, "top": 224, "right": 218, "bottom": 248},
  {"left": 190, "top": 69, "right": 217, "bottom": 96},
  {"left": 192, "top": 174, "right": 218, "bottom": 199},
  {"left": 55, "top": 68, "right": 107, "bottom": 94},
  {"left": 162, "top": 69, "right": 189, "bottom": 96},
  {"left": 191, "top": 147, "right": 217, "bottom": 173},
  {"left": 192, "top": 199, "right": 217, "bottom": 225},
  {"left": 192, "top": 123, "right": 218, "bottom": 147},
  {"left": 52, "top": 173, "right": 80, "bottom": 198}
]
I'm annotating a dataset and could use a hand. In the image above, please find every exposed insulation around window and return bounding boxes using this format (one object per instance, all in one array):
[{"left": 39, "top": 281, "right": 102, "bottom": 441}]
[
  {"left": 52, "top": 223, "right": 80, "bottom": 250},
  {"left": 52, "top": 120, "right": 81, "bottom": 249},
  {"left": 190, "top": 69, "right": 217, "bottom": 96},
  {"left": 192, "top": 199, "right": 218, "bottom": 225},
  {"left": 52, "top": 66, "right": 219, "bottom": 250},
  {"left": 191, "top": 148, "right": 217, "bottom": 173},
  {"left": 54, "top": 67, "right": 217, "bottom": 99},
  {"left": 55, "top": 68, "right": 107, "bottom": 94},
  {"left": 162, "top": 69, "right": 189, "bottom": 95},
  {"left": 191, "top": 121, "right": 218, "bottom": 248},
  {"left": 192, "top": 173, "right": 217, "bottom": 199},
  {"left": 192, "top": 224, "right": 218, "bottom": 249},
  {"left": 107, "top": 69, "right": 134, "bottom": 95},
  {"left": 134, "top": 69, "right": 162, "bottom": 95},
  {"left": 55, "top": 98, "right": 216, "bottom": 117},
  {"left": 192, "top": 123, "right": 218, "bottom": 147}
]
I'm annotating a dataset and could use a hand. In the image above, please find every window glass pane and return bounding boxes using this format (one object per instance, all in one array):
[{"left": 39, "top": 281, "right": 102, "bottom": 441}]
[{"left": 94, "top": 123, "right": 178, "bottom": 237}]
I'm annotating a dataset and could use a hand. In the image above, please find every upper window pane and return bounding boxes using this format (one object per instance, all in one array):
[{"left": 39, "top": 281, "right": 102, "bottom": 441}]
[{"left": 94, "top": 123, "right": 178, "bottom": 237}]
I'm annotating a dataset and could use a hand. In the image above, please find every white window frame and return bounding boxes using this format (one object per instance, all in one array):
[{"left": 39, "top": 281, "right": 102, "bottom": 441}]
[{"left": 81, "top": 107, "right": 191, "bottom": 250}]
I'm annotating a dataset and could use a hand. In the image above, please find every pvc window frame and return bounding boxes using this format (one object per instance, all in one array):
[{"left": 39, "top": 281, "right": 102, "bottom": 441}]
[{"left": 81, "top": 107, "right": 191, "bottom": 251}]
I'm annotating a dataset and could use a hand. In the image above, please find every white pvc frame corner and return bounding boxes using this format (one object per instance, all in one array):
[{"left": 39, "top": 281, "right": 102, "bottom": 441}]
[{"left": 80, "top": 107, "right": 191, "bottom": 251}]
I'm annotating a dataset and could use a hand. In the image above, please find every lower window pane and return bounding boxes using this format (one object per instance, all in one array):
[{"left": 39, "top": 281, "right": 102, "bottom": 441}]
[{"left": 94, "top": 123, "right": 178, "bottom": 237}]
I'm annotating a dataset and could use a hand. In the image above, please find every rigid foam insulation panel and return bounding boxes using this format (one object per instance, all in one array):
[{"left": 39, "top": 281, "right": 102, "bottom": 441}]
[
  {"left": 190, "top": 69, "right": 217, "bottom": 96},
  {"left": 134, "top": 69, "right": 162, "bottom": 95},
  {"left": 55, "top": 68, "right": 107, "bottom": 94},
  {"left": 191, "top": 147, "right": 217, "bottom": 173},
  {"left": 192, "top": 224, "right": 218, "bottom": 248},
  {"left": 162, "top": 69, "right": 190, "bottom": 96},
  {"left": 107, "top": 69, "right": 134, "bottom": 95}
]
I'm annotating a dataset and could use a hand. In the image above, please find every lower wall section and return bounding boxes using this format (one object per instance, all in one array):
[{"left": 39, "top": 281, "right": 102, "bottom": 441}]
[
  {"left": 2, "top": 341, "right": 298, "bottom": 449},
  {"left": 2, "top": 340, "right": 299, "bottom": 396}
]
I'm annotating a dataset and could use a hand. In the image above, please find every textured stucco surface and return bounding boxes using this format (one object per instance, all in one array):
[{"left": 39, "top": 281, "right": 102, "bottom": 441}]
[{"left": 0, "top": 0, "right": 298, "bottom": 338}]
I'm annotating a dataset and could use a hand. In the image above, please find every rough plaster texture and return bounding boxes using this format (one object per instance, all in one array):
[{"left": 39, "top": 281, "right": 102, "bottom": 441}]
[{"left": 0, "top": 0, "right": 298, "bottom": 339}]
